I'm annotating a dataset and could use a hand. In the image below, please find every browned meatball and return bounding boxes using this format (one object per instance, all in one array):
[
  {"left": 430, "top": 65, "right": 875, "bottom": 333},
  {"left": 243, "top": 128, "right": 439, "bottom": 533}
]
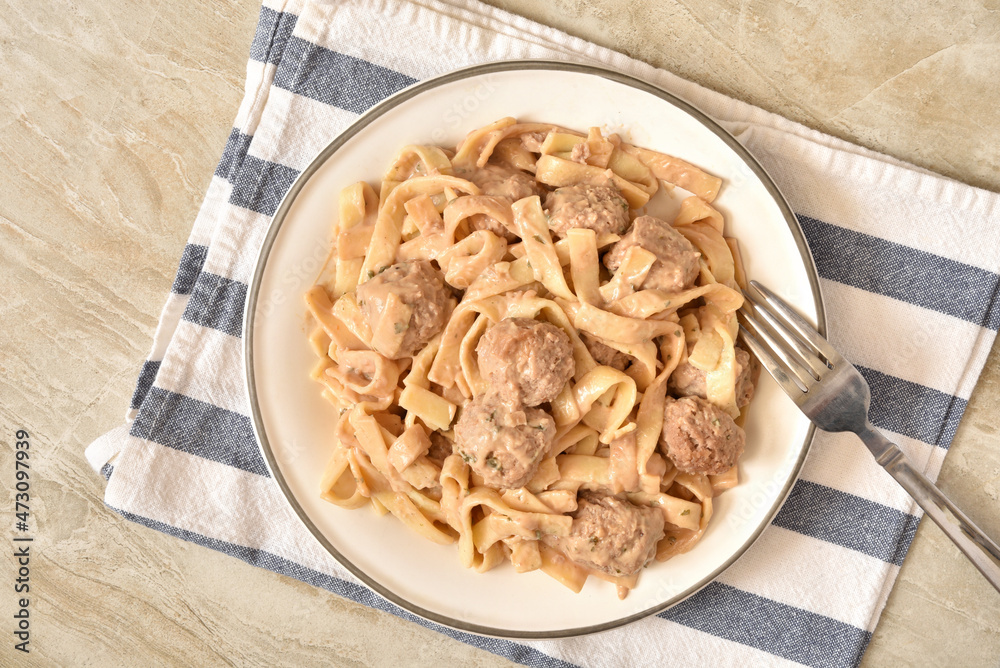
[
  {"left": 477, "top": 318, "right": 575, "bottom": 407},
  {"left": 660, "top": 396, "right": 745, "bottom": 475},
  {"left": 604, "top": 216, "right": 700, "bottom": 292},
  {"left": 737, "top": 351, "right": 760, "bottom": 408},
  {"left": 468, "top": 213, "right": 517, "bottom": 242},
  {"left": 454, "top": 396, "right": 555, "bottom": 490},
  {"left": 543, "top": 184, "right": 630, "bottom": 238},
  {"left": 426, "top": 431, "right": 454, "bottom": 465},
  {"left": 669, "top": 347, "right": 757, "bottom": 408},
  {"left": 545, "top": 492, "right": 664, "bottom": 577},
  {"left": 356, "top": 260, "right": 452, "bottom": 359},
  {"left": 466, "top": 166, "right": 544, "bottom": 241},
  {"left": 468, "top": 164, "right": 542, "bottom": 202},
  {"left": 581, "top": 332, "right": 630, "bottom": 371}
]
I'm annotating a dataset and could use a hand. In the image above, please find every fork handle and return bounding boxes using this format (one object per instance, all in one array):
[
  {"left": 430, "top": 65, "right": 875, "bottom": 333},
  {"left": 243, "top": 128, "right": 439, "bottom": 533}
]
[{"left": 859, "top": 425, "right": 1000, "bottom": 592}]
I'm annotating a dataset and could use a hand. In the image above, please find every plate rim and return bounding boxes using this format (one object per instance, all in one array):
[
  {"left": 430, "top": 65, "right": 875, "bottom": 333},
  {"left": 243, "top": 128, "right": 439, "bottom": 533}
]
[{"left": 243, "top": 59, "right": 827, "bottom": 639}]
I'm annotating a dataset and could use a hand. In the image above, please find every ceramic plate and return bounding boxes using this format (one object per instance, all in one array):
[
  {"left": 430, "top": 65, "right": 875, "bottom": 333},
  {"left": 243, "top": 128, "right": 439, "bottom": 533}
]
[{"left": 244, "top": 60, "right": 825, "bottom": 638}]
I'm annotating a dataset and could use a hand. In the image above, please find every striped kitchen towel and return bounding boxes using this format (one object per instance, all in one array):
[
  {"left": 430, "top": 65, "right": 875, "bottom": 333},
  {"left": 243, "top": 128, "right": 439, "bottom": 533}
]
[{"left": 85, "top": 1, "right": 1000, "bottom": 666}]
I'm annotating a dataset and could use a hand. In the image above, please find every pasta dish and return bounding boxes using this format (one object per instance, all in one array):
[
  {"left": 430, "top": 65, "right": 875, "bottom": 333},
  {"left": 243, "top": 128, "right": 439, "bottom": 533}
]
[{"left": 304, "top": 118, "right": 757, "bottom": 599}]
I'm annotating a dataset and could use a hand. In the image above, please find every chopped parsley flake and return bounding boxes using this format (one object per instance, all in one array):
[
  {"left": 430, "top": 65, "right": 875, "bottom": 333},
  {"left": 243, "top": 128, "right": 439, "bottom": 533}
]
[
  {"left": 460, "top": 452, "right": 476, "bottom": 464},
  {"left": 394, "top": 322, "right": 407, "bottom": 334},
  {"left": 532, "top": 234, "right": 545, "bottom": 244},
  {"left": 711, "top": 418, "right": 720, "bottom": 427},
  {"left": 365, "top": 270, "right": 375, "bottom": 280},
  {"left": 485, "top": 456, "right": 502, "bottom": 471},
  {"left": 535, "top": 530, "right": 543, "bottom": 540},
  {"left": 680, "top": 509, "right": 691, "bottom": 516}
]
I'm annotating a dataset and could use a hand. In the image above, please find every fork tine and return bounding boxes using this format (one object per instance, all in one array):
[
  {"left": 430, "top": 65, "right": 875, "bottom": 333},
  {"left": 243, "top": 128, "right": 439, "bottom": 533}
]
[
  {"left": 742, "top": 297, "right": 829, "bottom": 380},
  {"left": 739, "top": 308, "right": 814, "bottom": 390},
  {"left": 748, "top": 280, "right": 842, "bottom": 364},
  {"left": 737, "top": 325, "right": 806, "bottom": 401}
]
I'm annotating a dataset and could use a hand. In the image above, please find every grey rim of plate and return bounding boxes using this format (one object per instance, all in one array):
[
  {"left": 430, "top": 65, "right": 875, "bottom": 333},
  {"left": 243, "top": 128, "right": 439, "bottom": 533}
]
[{"left": 243, "top": 59, "right": 827, "bottom": 639}]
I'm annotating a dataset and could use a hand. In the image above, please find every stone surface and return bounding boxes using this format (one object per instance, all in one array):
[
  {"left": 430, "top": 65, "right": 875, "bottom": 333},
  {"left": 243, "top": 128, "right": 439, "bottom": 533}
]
[{"left": 1, "top": 0, "right": 998, "bottom": 666}]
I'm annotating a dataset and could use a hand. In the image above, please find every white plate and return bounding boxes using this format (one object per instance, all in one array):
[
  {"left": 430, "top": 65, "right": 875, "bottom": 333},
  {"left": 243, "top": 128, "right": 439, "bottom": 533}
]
[{"left": 244, "top": 61, "right": 825, "bottom": 638}]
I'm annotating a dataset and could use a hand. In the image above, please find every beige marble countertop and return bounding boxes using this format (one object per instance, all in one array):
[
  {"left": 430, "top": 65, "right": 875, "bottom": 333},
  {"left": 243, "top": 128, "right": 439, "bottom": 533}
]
[{"left": 2, "top": 1, "right": 998, "bottom": 665}]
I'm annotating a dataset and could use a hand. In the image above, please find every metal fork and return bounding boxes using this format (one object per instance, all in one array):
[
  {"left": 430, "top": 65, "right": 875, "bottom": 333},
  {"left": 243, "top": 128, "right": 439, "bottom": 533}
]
[{"left": 738, "top": 280, "right": 1000, "bottom": 593}]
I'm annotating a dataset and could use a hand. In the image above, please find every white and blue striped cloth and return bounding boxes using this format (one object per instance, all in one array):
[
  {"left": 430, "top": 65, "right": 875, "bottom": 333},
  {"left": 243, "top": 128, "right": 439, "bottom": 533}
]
[{"left": 86, "top": 1, "right": 1000, "bottom": 666}]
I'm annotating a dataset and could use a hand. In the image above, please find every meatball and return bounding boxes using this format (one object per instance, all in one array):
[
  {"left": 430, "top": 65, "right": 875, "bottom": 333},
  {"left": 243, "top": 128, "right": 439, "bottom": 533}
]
[
  {"left": 660, "top": 396, "right": 745, "bottom": 475},
  {"left": 545, "top": 492, "right": 664, "bottom": 577},
  {"left": 477, "top": 317, "right": 575, "bottom": 406},
  {"left": 454, "top": 396, "right": 556, "bottom": 490},
  {"left": 468, "top": 164, "right": 542, "bottom": 202},
  {"left": 356, "top": 260, "right": 451, "bottom": 359},
  {"left": 581, "top": 332, "right": 630, "bottom": 371},
  {"left": 737, "top": 351, "right": 760, "bottom": 408},
  {"left": 466, "top": 165, "right": 544, "bottom": 241},
  {"left": 426, "top": 431, "right": 454, "bottom": 465},
  {"left": 669, "top": 347, "right": 757, "bottom": 408},
  {"left": 468, "top": 212, "right": 517, "bottom": 242},
  {"left": 604, "top": 216, "right": 700, "bottom": 292},
  {"left": 544, "top": 184, "right": 630, "bottom": 238}
]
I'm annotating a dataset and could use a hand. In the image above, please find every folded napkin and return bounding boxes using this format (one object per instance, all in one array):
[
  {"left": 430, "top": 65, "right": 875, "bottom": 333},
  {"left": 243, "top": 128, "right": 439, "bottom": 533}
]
[{"left": 86, "top": 1, "right": 1000, "bottom": 666}]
